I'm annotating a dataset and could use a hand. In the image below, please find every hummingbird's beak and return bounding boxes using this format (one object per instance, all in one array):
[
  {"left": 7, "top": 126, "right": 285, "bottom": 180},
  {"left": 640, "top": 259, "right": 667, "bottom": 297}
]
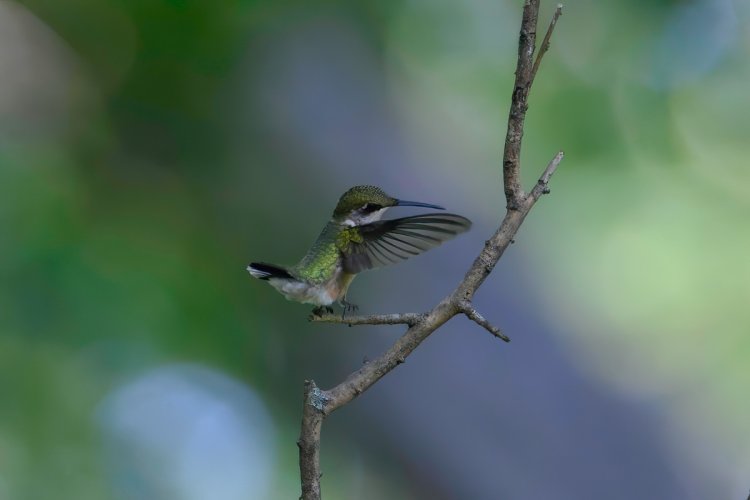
[{"left": 394, "top": 199, "right": 445, "bottom": 210}]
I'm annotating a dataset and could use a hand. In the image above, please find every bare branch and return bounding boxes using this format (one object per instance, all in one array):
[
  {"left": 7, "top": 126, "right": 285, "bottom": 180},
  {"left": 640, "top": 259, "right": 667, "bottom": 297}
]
[
  {"left": 298, "top": 381, "right": 324, "bottom": 499},
  {"left": 298, "top": 2, "right": 564, "bottom": 498},
  {"left": 502, "top": 0, "right": 541, "bottom": 208},
  {"left": 309, "top": 312, "right": 425, "bottom": 327},
  {"left": 324, "top": 298, "right": 456, "bottom": 412},
  {"left": 458, "top": 300, "right": 510, "bottom": 342},
  {"left": 531, "top": 4, "right": 564, "bottom": 84}
]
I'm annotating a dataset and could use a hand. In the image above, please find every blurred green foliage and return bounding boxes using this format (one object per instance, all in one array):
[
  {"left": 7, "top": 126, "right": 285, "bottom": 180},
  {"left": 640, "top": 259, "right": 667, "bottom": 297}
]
[{"left": 1, "top": 0, "right": 748, "bottom": 498}]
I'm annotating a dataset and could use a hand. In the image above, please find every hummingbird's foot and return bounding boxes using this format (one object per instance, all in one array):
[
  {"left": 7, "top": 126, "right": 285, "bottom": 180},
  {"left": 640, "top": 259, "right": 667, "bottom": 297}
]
[
  {"left": 339, "top": 299, "right": 359, "bottom": 320},
  {"left": 310, "top": 306, "right": 335, "bottom": 318}
]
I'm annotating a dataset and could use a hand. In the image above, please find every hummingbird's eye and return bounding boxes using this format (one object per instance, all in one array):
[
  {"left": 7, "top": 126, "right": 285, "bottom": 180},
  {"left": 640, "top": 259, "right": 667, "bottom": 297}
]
[{"left": 362, "top": 203, "right": 382, "bottom": 213}]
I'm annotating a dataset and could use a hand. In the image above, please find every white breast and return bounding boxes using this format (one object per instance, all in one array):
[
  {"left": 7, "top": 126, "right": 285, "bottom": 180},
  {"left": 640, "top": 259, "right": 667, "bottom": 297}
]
[{"left": 268, "top": 278, "right": 337, "bottom": 306}]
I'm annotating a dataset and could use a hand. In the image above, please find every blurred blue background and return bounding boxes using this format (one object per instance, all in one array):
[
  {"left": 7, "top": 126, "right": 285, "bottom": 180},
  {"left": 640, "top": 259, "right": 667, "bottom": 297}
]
[{"left": 1, "top": 0, "right": 748, "bottom": 498}]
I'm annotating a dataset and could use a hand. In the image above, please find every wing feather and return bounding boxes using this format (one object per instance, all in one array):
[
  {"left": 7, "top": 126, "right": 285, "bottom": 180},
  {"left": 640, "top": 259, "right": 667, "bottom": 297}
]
[
  {"left": 372, "top": 239, "right": 409, "bottom": 262},
  {"left": 341, "top": 213, "right": 471, "bottom": 273},
  {"left": 381, "top": 233, "right": 431, "bottom": 252},
  {"left": 378, "top": 237, "right": 421, "bottom": 256}
]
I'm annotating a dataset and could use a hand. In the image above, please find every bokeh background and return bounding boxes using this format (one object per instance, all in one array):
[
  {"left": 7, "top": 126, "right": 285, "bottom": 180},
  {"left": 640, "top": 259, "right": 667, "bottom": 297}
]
[{"left": 1, "top": 0, "right": 748, "bottom": 498}]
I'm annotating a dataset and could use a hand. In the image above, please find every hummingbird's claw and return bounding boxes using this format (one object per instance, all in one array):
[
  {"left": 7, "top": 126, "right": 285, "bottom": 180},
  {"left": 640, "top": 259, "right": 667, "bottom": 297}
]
[
  {"left": 339, "top": 299, "right": 359, "bottom": 320},
  {"left": 309, "top": 306, "right": 335, "bottom": 319}
]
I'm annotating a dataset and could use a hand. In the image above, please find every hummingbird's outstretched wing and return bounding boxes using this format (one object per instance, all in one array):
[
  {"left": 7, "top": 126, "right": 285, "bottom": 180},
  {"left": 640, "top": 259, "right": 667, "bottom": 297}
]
[{"left": 341, "top": 213, "right": 471, "bottom": 273}]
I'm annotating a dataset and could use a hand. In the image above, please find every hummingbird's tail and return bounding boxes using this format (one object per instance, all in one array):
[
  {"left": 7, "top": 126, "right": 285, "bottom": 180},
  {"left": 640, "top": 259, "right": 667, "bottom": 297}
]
[{"left": 247, "top": 262, "right": 294, "bottom": 281}]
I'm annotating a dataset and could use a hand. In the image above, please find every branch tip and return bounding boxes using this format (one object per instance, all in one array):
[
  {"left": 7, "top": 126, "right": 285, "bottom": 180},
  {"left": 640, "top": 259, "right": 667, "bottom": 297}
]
[
  {"left": 542, "top": 150, "right": 564, "bottom": 183},
  {"left": 527, "top": 150, "right": 564, "bottom": 203},
  {"left": 530, "top": 3, "right": 564, "bottom": 83}
]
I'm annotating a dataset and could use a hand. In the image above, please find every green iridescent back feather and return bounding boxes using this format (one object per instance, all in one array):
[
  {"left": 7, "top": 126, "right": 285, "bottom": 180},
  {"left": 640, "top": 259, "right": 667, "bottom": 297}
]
[{"left": 291, "top": 222, "right": 359, "bottom": 284}]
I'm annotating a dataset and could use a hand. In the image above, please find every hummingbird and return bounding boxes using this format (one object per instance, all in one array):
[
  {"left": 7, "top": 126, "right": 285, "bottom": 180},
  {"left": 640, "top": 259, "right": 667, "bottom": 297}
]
[{"left": 247, "top": 185, "right": 471, "bottom": 316}]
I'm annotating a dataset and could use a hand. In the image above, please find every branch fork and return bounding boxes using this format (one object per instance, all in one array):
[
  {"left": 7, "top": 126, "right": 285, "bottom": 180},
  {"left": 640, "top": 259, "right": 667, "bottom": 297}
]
[{"left": 298, "top": 2, "right": 564, "bottom": 498}]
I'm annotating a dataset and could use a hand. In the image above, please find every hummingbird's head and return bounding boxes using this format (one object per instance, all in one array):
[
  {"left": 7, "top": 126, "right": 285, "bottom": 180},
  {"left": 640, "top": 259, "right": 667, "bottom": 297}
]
[{"left": 333, "top": 185, "right": 444, "bottom": 226}]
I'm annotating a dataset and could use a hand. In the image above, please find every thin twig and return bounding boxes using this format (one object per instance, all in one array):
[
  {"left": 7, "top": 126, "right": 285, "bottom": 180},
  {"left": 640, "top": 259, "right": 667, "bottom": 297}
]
[
  {"left": 298, "top": 2, "right": 564, "bottom": 498},
  {"left": 309, "top": 312, "right": 425, "bottom": 327},
  {"left": 458, "top": 300, "right": 510, "bottom": 342},
  {"left": 527, "top": 150, "right": 564, "bottom": 203},
  {"left": 530, "top": 4, "right": 563, "bottom": 84}
]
